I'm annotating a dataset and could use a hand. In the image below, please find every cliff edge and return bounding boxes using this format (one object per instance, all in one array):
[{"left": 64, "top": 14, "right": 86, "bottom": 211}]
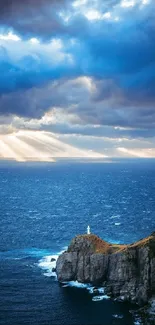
[{"left": 56, "top": 232, "right": 155, "bottom": 306}]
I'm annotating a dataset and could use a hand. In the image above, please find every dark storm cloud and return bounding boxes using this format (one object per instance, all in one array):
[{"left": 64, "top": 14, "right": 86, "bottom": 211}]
[
  {"left": 0, "top": 0, "right": 155, "bottom": 137},
  {"left": 0, "top": 0, "right": 69, "bottom": 39},
  {"left": 0, "top": 0, "right": 120, "bottom": 39},
  {"left": 2, "top": 76, "right": 155, "bottom": 140}
]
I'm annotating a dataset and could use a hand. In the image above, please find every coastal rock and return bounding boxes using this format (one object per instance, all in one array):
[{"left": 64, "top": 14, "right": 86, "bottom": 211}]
[
  {"left": 56, "top": 252, "right": 78, "bottom": 282},
  {"left": 56, "top": 232, "right": 155, "bottom": 306},
  {"left": 51, "top": 258, "right": 56, "bottom": 262}
]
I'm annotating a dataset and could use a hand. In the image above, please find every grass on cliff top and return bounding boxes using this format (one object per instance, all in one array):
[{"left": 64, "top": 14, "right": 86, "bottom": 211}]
[
  {"left": 75, "top": 232, "right": 155, "bottom": 255},
  {"left": 129, "top": 232, "right": 155, "bottom": 257},
  {"left": 76, "top": 234, "right": 126, "bottom": 254}
]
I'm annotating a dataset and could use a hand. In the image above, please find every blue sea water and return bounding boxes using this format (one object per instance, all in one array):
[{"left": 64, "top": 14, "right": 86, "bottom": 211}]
[{"left": 0, "top": 160, "right": 155, "bottom": 325}]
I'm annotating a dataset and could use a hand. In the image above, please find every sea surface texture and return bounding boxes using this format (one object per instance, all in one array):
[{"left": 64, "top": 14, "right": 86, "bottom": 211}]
[{"left": 0, "top": 160, "right": 155, "bottom": 325}]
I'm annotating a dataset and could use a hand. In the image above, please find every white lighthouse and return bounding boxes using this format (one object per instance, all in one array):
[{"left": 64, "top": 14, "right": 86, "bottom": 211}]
[{"left": 87, "top": 225, "right": 91, "bottom": 235}]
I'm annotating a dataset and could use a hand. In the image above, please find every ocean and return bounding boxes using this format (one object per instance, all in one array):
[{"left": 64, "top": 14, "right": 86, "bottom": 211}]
[{"left": 0, "top": 160, "right": 155, "bottom": 325}]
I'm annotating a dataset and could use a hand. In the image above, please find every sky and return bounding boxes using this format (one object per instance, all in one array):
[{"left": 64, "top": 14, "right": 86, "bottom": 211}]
[{"left": 0, "top": 0, "right": 155, "bottom": 160}]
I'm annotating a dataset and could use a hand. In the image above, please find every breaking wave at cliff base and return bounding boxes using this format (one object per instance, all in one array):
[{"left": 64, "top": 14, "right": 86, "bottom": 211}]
[
  {"left": 38, "top": 255, "right": 58, "bottom": 277},
  {"left": 38, "top": 247, "right": 67, "bottom": 277}
]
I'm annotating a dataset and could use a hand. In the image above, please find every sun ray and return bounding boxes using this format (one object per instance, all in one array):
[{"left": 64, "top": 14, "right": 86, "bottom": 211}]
[
  {"left": 0, "top": 130, "right": 104, "bottom": 162},
  {"left": 0, "top": 139, "right": 25, "bottom": 161},
  {"left": 117, "top": 147, "right": 155, "bottom": 158},
  {"left": 6, "top": 134, "right": 54, "bottom": 161}
]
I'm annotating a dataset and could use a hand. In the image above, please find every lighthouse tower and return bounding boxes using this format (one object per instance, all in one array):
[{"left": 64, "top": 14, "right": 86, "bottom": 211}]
[{"left": 87, "top": 225, "right": 91, "bottom": 235}]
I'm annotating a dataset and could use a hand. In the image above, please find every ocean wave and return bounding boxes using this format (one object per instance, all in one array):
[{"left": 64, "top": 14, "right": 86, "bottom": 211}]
[
  {"left": 134, "top": 321, "right": 141, "bottom": 325},
  {"left": 92, "top": 295, "right": 110, "bottom": 302},
  {"left": 38, "top": 253, "right": 110, "bottom": 301},
  {"left": 110, "top": 215, "right": 120, "bottom": 219},
  {"left": 132, "top": 315, "right": 142, "bottom": 325},
  {"left": 113, "top": 314, "right": 123, "bottom": 319},
  {"left": 0, "top": 248, "right": 56, "bottom": 263},
  {"left": 97, "top": 287, "right": 105, "bottom": 294},
  {"left": 61, "top": 280, "right": 108, "bottom": 299},
  {"left": 38, "top": 254, "right": 58, "bottom": 277},
  {"left": 62, "top": 281, "right": 91, "bottom": 289},
  {"left": 38, "top": 247, "right": 67, "bottom": 277}
]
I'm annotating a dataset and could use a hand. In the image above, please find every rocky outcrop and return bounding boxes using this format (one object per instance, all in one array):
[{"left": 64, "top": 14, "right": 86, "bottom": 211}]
[{"left": 56, "top": 232, "right": 155, "bottom": 306}]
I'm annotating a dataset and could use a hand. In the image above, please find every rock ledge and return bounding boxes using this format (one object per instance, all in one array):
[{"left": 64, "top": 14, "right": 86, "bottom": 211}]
[{"left": 56, "top": 232, "right": 155, "bottom": 306}]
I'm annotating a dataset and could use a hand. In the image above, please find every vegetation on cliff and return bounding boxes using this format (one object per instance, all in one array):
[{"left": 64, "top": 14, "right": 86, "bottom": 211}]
[{"left": 68, "top": 234, "right": 126, "bottom": 254}]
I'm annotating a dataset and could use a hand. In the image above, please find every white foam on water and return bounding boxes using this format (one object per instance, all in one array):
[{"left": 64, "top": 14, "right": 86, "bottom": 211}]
[
  {"left": 87, "top": 287, "right": 95, "bottom": 294},
  {"left": 38, "top": 247, "right": 67, "bottom": 277},
  {"left": 38, "top": 250, "right": 110, "bottom": 302},
  {"left": 87, "top": 287, "right": 105, "bottom": 294},
  {"left": 115, "top": 222, "right": 121, "bottom": 226},
  {"left": 113, "top": 314, "right": 124, "bottom": 319},
  {"left": 110, "top": 215, "right": 120, "bottom": 219},
  {"left": 92, "top": 295, "right": 110, "bottom": 302},
  {"left": 62, "top": 281, "right": 91, "bottom": 289},
  {"left": 132, "top": 314, "right": 143, "bottom": 325},
  {"left": 38, "top": 254, "right": 58, "bottom": 277},
  {"left": 87, "top": 286, "right": 105, "bottom": 295},
  {"left": 61, "top": 281, "right": 106, "bottom": 296},
  {"left": 62, "top": 282, "right": 110, "bottom": 301},
  {"left": 97, "top": 287, "right": 105, "bottom": 294}
]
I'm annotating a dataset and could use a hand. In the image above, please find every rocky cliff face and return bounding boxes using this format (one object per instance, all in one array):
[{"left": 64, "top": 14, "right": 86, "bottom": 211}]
[{"left": 56, "top": 233, "right": 155, "bottom": 306}]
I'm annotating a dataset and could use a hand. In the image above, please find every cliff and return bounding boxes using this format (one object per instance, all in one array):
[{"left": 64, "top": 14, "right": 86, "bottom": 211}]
[{"left": 56, "top": 232, "right": 155, "bottom": 306}]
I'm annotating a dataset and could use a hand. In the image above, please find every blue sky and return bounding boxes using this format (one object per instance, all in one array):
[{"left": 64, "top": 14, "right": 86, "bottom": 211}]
[{"left": 0, "top": 0, "right": 155, "bottom": 160}]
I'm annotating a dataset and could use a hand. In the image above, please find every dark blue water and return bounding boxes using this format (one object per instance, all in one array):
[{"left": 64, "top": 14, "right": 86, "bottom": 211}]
[{"left": 0, "top": 161, "right": 155, "bottom": 325}]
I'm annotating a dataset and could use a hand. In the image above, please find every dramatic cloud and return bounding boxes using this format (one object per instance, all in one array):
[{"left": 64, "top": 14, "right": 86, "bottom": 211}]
[
  {"left": 0, "top": 0, "right": 121, "bottom": 39},
  {"left": 0, "top": 0, "right": 155, "bottom": 158},
  {"left": 0, "top": 0, "right": 69, "bottom": 38},
  {"left": 1, "top": 76, "right": 155, "bottom": 133}
]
